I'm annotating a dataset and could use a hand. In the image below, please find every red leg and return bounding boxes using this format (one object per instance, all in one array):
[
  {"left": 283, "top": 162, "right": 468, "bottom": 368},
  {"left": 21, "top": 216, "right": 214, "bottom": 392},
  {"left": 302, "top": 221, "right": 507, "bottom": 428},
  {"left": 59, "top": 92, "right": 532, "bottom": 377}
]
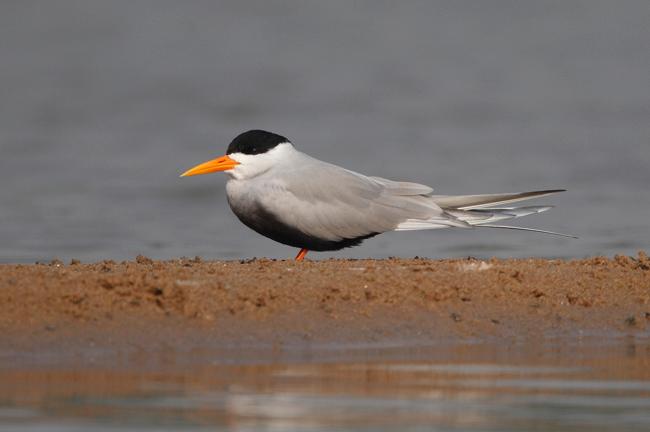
[{"left": 295, "top": 248, "right": 309, "bottom": 261}]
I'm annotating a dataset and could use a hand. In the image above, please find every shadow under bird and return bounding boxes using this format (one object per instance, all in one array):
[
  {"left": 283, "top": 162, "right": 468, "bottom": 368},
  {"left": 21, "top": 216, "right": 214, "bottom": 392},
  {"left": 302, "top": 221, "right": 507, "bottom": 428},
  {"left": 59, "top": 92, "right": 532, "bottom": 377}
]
[{"left": 181, "top": 130, "right": 573, "bottom": 260}]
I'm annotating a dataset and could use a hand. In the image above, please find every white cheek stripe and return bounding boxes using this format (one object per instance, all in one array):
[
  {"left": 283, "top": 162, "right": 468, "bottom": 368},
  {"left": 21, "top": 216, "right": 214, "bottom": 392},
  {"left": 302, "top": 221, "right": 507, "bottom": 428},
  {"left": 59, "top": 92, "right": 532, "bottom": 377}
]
[{"left": 226, "top": 143, "right": 294, "bottom": 180}]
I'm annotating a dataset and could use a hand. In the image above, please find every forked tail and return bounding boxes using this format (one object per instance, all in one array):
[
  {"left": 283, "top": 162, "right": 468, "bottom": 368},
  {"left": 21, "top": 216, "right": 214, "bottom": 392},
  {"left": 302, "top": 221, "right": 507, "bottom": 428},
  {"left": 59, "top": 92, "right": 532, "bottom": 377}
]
[{"left": 396, "top": 189, "right": 576, "bottom": 238}]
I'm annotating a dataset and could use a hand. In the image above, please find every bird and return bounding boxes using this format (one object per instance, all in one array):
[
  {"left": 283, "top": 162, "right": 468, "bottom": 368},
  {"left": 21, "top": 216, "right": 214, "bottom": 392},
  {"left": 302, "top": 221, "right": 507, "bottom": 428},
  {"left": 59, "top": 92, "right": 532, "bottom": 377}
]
[{"left": 181, "top": 130, "right": 573, "bottom": 261}]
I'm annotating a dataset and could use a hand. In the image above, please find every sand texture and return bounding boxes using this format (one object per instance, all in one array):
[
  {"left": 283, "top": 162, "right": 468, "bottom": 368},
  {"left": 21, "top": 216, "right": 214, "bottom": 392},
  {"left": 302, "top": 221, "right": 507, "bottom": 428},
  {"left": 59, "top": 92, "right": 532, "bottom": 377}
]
[{"left": 1, "top": 253, "right": 649, "bottom": 362}]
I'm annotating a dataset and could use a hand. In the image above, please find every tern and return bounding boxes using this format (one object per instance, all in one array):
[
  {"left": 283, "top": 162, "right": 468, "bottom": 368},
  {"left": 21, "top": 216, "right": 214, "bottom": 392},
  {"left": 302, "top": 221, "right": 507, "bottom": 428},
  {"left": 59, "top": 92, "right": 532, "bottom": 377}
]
[{"left": 181, "top": 130, "right": 572, "bottom": 261}]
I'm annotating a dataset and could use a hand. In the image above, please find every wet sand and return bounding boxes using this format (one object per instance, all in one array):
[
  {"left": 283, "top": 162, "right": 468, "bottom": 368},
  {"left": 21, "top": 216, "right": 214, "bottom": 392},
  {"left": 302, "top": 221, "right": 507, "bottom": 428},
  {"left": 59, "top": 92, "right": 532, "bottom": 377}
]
[
  {"left": 2, "top": 254, "right": 650, "bottom": 430},
  {"left": 1, "top": 253, "right": 649, "bottom": 365}
]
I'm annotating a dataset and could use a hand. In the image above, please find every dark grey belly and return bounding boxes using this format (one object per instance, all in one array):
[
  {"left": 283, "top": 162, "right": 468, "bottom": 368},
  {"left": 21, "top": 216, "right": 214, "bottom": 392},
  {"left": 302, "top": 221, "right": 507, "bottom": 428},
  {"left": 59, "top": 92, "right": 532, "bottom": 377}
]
[{"left": 231, "top": 201, "right": 378, "bottom": 251}]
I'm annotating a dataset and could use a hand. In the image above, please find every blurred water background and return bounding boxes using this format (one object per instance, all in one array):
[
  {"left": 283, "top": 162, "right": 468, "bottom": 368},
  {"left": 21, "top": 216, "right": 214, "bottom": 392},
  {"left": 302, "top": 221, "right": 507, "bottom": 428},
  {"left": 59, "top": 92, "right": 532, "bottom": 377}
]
[{"left": 1, "top": 0, "right": 648, "bottom": 263}]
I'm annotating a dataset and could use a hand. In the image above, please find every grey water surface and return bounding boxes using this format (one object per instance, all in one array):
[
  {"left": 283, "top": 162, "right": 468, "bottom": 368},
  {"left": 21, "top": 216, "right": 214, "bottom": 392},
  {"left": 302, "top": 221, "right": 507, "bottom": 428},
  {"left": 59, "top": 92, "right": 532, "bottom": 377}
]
[{"left": 0, "top": 1, "right": 648, "bottom": 262}]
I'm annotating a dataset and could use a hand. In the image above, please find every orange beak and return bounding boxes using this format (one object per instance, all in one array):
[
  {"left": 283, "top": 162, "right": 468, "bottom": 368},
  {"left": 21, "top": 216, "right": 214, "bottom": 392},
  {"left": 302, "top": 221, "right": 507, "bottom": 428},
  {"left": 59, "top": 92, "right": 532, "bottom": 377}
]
[{"left": 180, "top": 154, "right": 240, "bottom": 177}]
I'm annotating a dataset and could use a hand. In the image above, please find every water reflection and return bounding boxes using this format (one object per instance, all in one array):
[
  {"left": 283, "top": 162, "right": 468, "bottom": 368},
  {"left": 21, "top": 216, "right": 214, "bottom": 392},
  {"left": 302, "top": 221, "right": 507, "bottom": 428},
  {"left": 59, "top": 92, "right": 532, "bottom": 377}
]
[{"left": 1, "top": 339, "right": 650, "bottom": 431}]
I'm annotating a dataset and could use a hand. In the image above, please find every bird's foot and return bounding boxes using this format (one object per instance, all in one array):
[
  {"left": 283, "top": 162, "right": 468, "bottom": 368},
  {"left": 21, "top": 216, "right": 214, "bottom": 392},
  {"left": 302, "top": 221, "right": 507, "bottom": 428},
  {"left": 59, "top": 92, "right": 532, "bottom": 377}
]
[{"left": 295, "top": 248, "right": 309, "bottom": 261}]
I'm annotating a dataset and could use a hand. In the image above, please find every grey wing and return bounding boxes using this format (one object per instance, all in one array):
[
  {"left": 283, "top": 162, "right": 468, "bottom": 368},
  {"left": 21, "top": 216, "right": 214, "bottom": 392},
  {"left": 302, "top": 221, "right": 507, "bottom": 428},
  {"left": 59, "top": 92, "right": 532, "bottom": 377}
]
[
  {"left": 257, "top": 159, "right": 454, "bottom": 241},
  {"left": 369, "top": 176, "right": 434, "bottom": 196}
]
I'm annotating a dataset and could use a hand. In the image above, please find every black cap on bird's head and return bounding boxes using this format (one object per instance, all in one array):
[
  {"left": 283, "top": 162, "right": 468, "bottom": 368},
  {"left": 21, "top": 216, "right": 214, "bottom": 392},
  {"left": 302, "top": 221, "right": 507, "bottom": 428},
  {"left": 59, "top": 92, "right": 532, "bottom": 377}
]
[{"left": 227, "top": 130, "right": 290, "bottom": 155}]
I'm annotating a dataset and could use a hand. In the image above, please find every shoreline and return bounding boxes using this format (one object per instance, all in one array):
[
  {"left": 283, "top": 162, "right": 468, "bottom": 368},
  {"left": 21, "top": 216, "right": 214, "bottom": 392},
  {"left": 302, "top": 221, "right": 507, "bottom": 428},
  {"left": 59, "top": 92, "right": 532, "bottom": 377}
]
[{"left": 1, "top": 253, "right": 649, "bottom": 366}]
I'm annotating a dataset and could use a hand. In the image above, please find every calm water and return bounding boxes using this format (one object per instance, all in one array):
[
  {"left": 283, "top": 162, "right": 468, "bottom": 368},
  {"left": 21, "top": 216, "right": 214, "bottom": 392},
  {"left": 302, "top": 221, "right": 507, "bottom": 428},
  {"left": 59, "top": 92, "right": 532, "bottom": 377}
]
[
  {"left": 1, "top": 336, "right": 650, "bottom": 431},
  {"left": 0, "top": 1, "right": 649, "bottom": 263}
]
